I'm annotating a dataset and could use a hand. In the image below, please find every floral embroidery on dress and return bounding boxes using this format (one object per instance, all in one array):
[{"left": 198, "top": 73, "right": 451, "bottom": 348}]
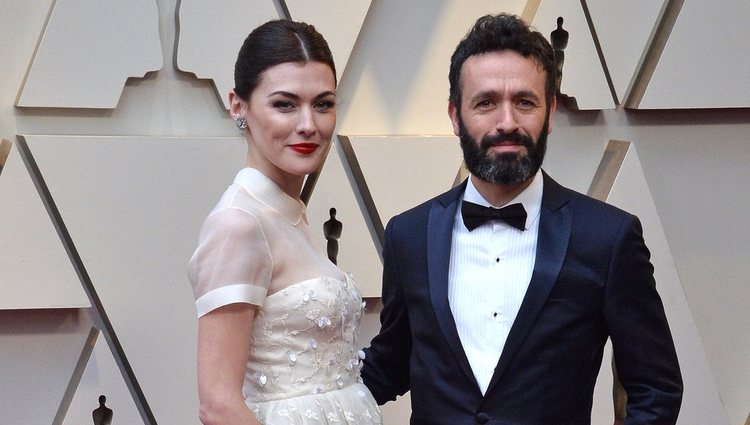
[{"left": 242, "top": 276, "right": 380, "bottom": 424}]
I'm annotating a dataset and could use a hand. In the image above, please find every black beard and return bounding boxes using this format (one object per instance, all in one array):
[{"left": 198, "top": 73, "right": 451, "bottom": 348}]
[{"left": 458, "top": 118, "right": 548, "bottom": 185}]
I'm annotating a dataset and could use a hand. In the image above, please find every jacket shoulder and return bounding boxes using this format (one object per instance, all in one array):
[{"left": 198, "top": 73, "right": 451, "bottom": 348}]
[
  {"left": 544, "top": 173, "right": 635, "bottom": 221},
  {"left": 386, "top": 183, "right": 463, "bottom": 230}
]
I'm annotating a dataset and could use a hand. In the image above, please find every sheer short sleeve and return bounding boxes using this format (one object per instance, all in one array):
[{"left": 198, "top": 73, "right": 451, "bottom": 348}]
[{"left": 188, "top": 207, "right": 273, "bottom": 317}]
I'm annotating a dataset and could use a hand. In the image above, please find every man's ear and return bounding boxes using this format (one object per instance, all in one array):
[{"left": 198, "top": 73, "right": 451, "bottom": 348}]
[
  {"left": 547, "top": 95, "right": 557, "bottom": 134},
  {"left": 448, "top": 101, "right": 461, "bottom": 137}
]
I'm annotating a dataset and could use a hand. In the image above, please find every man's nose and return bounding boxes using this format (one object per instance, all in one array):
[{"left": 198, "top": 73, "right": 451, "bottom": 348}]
[{"left": 494, "top": 103, "right": 519, "bottom": 134}]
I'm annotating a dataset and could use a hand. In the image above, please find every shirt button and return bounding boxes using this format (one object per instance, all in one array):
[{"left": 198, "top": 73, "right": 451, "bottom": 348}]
[
  {"left": 495, "top": 257, "right": 500, "bottom": 263},
  {"left": 476, "top": 412, "right": 490, "bottom": 424}
]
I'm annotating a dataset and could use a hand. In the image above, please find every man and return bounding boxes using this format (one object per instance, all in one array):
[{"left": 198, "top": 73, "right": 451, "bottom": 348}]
[{"left": 361, "top": 13, "right": 682, "bottom": 425}]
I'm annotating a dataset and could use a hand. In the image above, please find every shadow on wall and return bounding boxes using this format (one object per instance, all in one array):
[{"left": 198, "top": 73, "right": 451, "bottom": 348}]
[
  {"left": 339, "top": 0, "right": 448, "bottom": 125},
  {"left": 0, "top": 309, "right": 85, "bottom": 335},
  {"left": 0, "top": 139, "right": 11, "bottom": 176}
]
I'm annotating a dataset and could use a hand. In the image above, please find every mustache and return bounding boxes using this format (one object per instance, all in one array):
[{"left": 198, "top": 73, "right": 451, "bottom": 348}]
[{"left": 479, "top": 131, "right": 534, "bottom": 151}]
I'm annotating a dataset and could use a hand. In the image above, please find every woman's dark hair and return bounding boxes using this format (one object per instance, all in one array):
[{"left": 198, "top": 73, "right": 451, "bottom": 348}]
[
  {"left": 234, "top": 20, "right": 336, "bottom": 100},
  {"left": 448, "top": 14, "right": 555, "bottom": 108}
]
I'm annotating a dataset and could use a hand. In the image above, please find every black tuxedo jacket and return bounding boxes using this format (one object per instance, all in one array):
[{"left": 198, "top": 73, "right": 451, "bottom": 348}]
[{"left": 362, "top": 173, "right": 682, "bottom": 425}]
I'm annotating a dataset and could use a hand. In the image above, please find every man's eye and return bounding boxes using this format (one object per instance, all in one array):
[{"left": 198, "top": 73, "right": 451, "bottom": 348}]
[{"left": 516, "top": 99, "right": 535, "bottom": 108}]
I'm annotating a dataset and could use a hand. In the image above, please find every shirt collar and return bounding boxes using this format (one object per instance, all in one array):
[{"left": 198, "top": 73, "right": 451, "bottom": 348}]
[
  {"left": 233, "top": 167, "right": 306, "bottom": 225},
  {"left": 463, "top": 170, "right": 543, "bottom": 230}
]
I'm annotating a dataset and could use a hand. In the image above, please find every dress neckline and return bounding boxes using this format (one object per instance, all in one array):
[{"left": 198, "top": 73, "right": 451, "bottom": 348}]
[
  {"left": 234, "top": 167, "right": 306, "bottom": 226},
  {"left": 266, "top": 274, "right": 352, "bottom": 299}
]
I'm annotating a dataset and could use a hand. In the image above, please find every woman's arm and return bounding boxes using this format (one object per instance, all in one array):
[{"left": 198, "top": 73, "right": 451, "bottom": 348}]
[{"left": 197, "top": 303, "right": 260, "bottom": 425}]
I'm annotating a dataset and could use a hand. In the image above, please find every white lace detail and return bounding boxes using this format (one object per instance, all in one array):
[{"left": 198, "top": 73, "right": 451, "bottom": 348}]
[{"left": 243, "top": 275, "right": 381, "bottom": 424}]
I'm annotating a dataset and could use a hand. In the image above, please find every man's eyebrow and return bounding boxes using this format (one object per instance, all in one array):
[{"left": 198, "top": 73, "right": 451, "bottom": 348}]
[
  {"left": 514, "top": 90, "right": 542, "bottom": 101},
  {"left": 468, "top": 89, "right": 542, "bottom": 103},
  {"left": 468, "top": 89, "right": 498, "bottom": 103}
]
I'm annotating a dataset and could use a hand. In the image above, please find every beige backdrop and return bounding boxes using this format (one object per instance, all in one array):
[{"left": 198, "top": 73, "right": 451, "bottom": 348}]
[{"left": 1, "top": 0, "right": 749, "bottom": 424}]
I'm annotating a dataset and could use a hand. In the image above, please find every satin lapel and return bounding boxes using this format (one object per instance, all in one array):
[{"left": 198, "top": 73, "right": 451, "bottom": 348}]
[
  {"left": 485, "top": 174, "right": 572, "bottom": 394},
  {"left": 427, "top": 182, "right": 476, "bottom": 384}
]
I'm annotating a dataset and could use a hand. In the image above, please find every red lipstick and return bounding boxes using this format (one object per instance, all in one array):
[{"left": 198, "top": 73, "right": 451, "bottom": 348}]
[{"left": 290, "top": 143, "right": 318, "bottom": 155}]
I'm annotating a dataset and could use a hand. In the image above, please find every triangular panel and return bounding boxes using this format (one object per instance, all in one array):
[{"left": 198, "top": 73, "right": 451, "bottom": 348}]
[
  {"left": 586, "top": 0, "right": 667, "bottom": 103},
  {"left": 338, "top": 0, "right": 526, "bottom": 135},
  {"left": 16, "top": 0, "right": 162, "bottom": 108},
  {"left": 0, "top": 309, "right": 94, "bottom": 424},
  {"left": 640, "top": 1, "right": 750, "bottom": 109},
  {"left": 176, "top": 0, "right": 281, "bottom": 109},
  {"left": 605, "top": 145, "right": 730, "bottom": 423},
  {"left": 21, "top": 135, "right": 247, "bottom": 424},
  {"left": 305, "top": 139, "right": 382, "bottom": 298},
  {"left": 0, "top": 140, "right": 87, "bottom": 309},
  {"left": 60, "top": 330, "right": 143, "bottom": 425},
  {"left": 532, "top": 0, "right": 614, "bottom": 109},
  {"left": 346, "top": 135, "right": 463, "bottom": 233},
  {"left": 284, "top": 0, "right": 372, "bottom": 82},
  {"left": 590, "top": 341, "right": 616, "bottom": 423}
]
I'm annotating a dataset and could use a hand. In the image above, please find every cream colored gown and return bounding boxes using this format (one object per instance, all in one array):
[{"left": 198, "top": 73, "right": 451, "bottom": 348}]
[{"left": 189, "top": 168, "right": 381, "bottom": 424}]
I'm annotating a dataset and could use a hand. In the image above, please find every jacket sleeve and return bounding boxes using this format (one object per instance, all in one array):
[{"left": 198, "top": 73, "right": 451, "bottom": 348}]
[
  {"left": 604, "top": 215, "right": 683, "bottom": 424},
  {"left": 361, "top": 218, "right": 413, "bottom": 404}
]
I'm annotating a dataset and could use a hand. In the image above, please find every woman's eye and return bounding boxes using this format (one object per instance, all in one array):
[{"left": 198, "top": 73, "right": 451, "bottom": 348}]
[
  {"left": 315, "top": 100, "right": 336, "bottom": 111},
  {"left": 273, "top": 101, "right": 294, "bottom": 111}
]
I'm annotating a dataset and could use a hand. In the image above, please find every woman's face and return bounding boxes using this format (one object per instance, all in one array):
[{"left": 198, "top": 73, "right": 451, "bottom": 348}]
[{"left": 232, "top": 61, "right": 336, "bottom": 195}]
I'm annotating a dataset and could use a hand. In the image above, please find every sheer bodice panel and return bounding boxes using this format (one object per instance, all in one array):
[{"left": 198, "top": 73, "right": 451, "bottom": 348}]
[{"left": 189, "top": 168, "right": 343, "bottom": 316}]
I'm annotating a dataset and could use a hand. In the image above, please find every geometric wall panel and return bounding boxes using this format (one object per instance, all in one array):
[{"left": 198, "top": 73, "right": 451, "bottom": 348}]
[
  {"left": 285, "top": 0, "right": 372, "bottom": 82},
  {"left": 313, "top": 135, "right": 463, "bottom": 299},
  {"left": 379, "top": 390, "right": 413, "bottom": 425},
  {"left": 590, "top": 340, "right": 616, "bottom": 424},
  {"left": 19, "top": 135, "right": 247, "bottom": 424},
  {"left": 176, "top": 0, "right": 282, "bottom": 109},
  {"left": 0, "top": 309, "right": 93, "bottom": 425},
  {"left": 3, "top": 2, "right": 748, "bottom": 424},
  {"left": 313, "top": 135, "right": 462, "bottom": 421},
  {"left": 0, "top": 139, "right": 10, "bottom": 174},
  {"left": 586, "top": 0, "right": 667, "bottom": 104},
  {"left": 16, "top": 0, "right": 162, "bottom": 108},
  {"left": 591, "top": 141, "right": 730, "bottom": 424},
  {"left": 639, "top": 1, "right": 750, "bottom": 109},
  {"left": 60, "top": 329, "right": 142, "bottom": 425},
  {"left": 343, "top": 135, "right": 463, "bottom": 238},
  {"left": 337, "top": 0, "right": 527, "bottom": 135},
  {"left": 531, "top": 0, "right": 615, "bottom": 110},
  {"left": 584, "top": 140, "right": 626, "bottom": 423},
  {"left": 0, "top": 139, "right": 88, "bottom": 309},
  {"left": 305, "top": 139, "right": 383, "bottom": 298}
]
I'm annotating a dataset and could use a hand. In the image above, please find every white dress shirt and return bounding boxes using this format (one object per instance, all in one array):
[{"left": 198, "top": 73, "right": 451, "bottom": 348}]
[{"left": 447, "top": 171, "right": 543, "bottom": 394}]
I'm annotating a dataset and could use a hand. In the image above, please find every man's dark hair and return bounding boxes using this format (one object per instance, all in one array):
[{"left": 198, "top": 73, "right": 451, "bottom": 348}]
[{"left": 449, "top": 13, "right": 555, "bottom": 109}]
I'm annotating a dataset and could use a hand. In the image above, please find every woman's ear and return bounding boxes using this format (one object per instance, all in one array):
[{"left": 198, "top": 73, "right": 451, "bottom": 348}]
[{"left": 229, "top": 90, "right": 244, "bottom": 117}]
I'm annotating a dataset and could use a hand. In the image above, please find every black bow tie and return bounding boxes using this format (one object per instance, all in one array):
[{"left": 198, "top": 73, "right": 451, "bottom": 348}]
[{"left": 461, "top": 201, "right": 527, "bottom": 231}]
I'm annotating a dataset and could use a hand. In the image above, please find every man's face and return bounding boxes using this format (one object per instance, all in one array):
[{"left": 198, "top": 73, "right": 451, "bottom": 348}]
[{"left": 449, "top": 50, "right": 556, "bottom": 185}]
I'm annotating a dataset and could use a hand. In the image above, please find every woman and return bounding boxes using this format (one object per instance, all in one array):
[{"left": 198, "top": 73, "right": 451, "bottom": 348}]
[{"left": 188, "top": 20, "right": 382, "bottom": 425}]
